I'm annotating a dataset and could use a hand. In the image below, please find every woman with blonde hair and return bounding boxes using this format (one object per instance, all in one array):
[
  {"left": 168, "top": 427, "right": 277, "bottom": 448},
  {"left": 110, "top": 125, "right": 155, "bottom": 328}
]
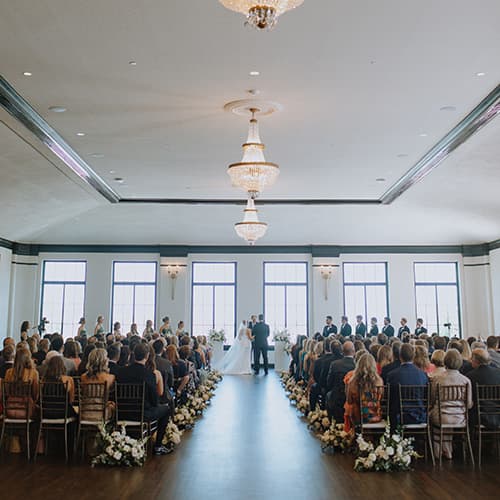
[
  {"left": 429, "top": 349, "right": 446, "bottom": 379},
  {"left": 458, "top": 339, "right": 472, "bottom": 361},
  {"left": 414, "top": 345, "right": 435, "bottom": 375},
  {"left": 346, "top": 352, "right": 383, "bottom": 431},
  {"left": 376, "top": 344, "right": 393, "bottom": 375}
]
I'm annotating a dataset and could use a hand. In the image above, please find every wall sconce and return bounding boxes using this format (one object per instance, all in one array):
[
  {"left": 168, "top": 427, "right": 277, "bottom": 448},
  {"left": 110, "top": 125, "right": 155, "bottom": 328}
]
[
  {"left": 320, "top": 266, "right": 334, "bottom": 300},
  {"left": 166, "top": 265, "right": 181, "bottom": 300}
]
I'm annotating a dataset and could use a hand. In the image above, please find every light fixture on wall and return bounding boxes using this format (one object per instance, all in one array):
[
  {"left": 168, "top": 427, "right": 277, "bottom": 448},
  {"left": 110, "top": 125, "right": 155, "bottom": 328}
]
[
  {"left": 320, "top": 266, "right": 334, "bottom": 300},
  {"left": 166, "top": 265, "right": 181, "bottom": 300},
  {"left": 219, "top": 0, "right": 305, "bottom": 30},
  {"left": 234, "top": 197, "right": 268, "bottom": 245}
]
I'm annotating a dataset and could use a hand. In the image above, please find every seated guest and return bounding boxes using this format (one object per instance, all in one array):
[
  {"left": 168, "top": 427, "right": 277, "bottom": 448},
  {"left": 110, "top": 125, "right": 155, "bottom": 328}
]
[
  {"left": 346, "top": 353, "right": 383, "bottom": 431},
  {"left": 33, "top": 338, "right": 50, "bottom": 366},
  {"left": 107, "top": 342, "right": 121, "bottom": 376},
  {"left": 376, "top": 345, "right": 393, "bottom": 376},
  {"left": 63, "top": 340, "right": 81, "bottom": 372},
  {"left": 326, "top": 341, "right": 355, "bottom": 422},
  {"left": 448, "top": 340, "right": 473, "bottom": 375},
  {"left": 387, "top": 344, "right": 428, "bottom": 429},
  {"left": 106, "top": 333, "right": 115, "bottom": 346},
  {"left": 486, "top": 336, "right": 500, "bottom": 368},
  {"left": 0, "top": 337, "right": 16, "bottom": 369},
  {"left": 153, "top": 339, "right": 174, "bottom": 404},
  {"left": 433, "top": 336, "right": 446, "bottom": 351},
  {"left": 430, "top": 349, "right": 473, "bottom": 460},
  {"left": 145, "top": 345, "right": 164, "bottom": 397},
  {"left": 50, "top": 334, "right": 76, "bottom": 375},
  {"left": 118, "top": 345, "right": 130, "bottom": 367},
  {"left": 369, "top": 344, "right": 381, "bottom": 362},
  {"left": 77, "top": 344, "right": 96, "bottom": 376},
  {"left": 27, "top": 337, "right": 38, "bottom": 359},
  {"left": 117, "top": 343, "right": 171, "bottom": 455},
  {"left": 429, "top": 350, "right": 446, "bottom": 379},
  {"left": 309, "top": 338, "right": 332, "bottom": 410},
  {"left": 166, "top": 345, "right": 190, "bottom": 402},
  {"left": 467, "top": 349, "right": 500, "bottom": 429},
  {"left": 0, "top": 345, "right": 15, "bottom": 379},
  {"left": 414, "top": 345, "right": 435, "bottom": 375},
  {"left": 41, "top": 355, "right": 76, "bottom": 416}
]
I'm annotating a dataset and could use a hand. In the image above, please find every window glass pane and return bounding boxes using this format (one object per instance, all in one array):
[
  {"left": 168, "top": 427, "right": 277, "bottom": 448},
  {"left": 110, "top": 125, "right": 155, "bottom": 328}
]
[
  {"left": 193, "top": 263, "right": 235, "bottom": 283},
  {"left": 415, "top": 286, "right": 438, "bottom": 334},
  {"left": 285, "top": 286, "right": 307, "bottom": 343},
  {"left": 265, "top": 263, "right": 307, "bottom": 283},
  {"left": 134, "top": 285, "right": 156, "bottom": 332},
  {"left": 44, "top": 261, "right": 86, "bottom": 282},
  {"left": 62, "top": 284, "right": 85, "bottom": 336},
  {"left": 114, "top": 262, "right": 156, "bottom": 283},
  {"left": 344, "top": 263, "right": 385, "bottom": 283},
  {"left": 365, "top": 285, "right": 387, "bottom": 325},
  {"left": 42, "top": 284, "right": 64, "bottom": 333},
  {"left": 265, "top": 285, "right": 286, "bottom": 339},
  {"left": 437, "top": 285, "right": 460, "bottom": 337},
  {"left": 214, "top": 286, "right": 235, "bottom": 343},
  {"left": 192, "top": 286, "right": 214, "bottom": 336},
  {"left": 414, "top": 263, "right": 457, "bottom": 283},
  {"left": 344, "top": 286, "right": 365, "bottom": 324},
  {"left": 112, "top": 285, "right": 134, "bottom": 331}
]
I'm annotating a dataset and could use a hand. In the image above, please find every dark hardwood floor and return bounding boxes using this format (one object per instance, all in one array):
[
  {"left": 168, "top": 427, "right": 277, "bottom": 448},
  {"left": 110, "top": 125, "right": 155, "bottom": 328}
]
[{"left": 1, "top": 373, "right": 499, "bottom": 500}]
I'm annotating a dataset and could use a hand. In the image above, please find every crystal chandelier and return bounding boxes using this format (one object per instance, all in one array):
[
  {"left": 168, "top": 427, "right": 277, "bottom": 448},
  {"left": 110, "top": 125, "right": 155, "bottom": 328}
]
[
  {"left": 219, "top": 0, "right": 304, "bottom": 30},
  {"left": 234, "top": 198, "right": 268, "bottom": 245},
  {"left": 228, "top": 109, "right": 279, "bottom": 198}
]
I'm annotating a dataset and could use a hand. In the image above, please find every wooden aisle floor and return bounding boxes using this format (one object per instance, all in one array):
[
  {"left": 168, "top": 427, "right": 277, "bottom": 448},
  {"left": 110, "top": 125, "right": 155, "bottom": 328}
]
[{"left": 1, "top": 373, "right": 499, "bottom": 500}]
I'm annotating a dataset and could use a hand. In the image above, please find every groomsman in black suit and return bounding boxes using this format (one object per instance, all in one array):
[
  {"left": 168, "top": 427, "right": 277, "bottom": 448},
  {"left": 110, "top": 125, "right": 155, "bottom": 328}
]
[
  {"left": 339, "top": 316, "right": 352, "bottom": 337},
  {"left": 322, "top": 316, "right": 337, "bottom": 338},
  {"left": 398, "top": 317, "right": 411, "bottom": 338},
  {"left": 414, "top": 318, "right": 427, "bottom": 336},
  {"left": 369, "top": 317, "right": 379, "bottom": 337},
  {"left": 355, "top": 315, "right": 367, "bottom": 337},
  {"left": 382, "top": 317, "right": 395, "bottom": 337}
]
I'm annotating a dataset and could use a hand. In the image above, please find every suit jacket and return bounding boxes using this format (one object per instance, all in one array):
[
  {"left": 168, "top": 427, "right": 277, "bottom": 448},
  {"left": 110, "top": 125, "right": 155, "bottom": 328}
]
[
  {"left": 108, "top": 360, "right": 120, "bottom": 377},
  {"left": 381, "top": 359, "right": 401, "bottom": 384},
  {"left": 340, "top": 323, "right": 352, "bottom": 337},
  {"left": 326, "top": 357, "right": 355, "bottom": 420},
  {"left": 369, "top": 325, "right": 379, "bottom": 337},
  {"left": 387, "top": 362, "right": 428, "bottom": 426},
  {"left": 382, "top": 324, "right": 395, "bottom": 337},
  {"left": 156, "top": 355, "right": 174, "bottom": 390},
  {"left": 415, "top": 327, "right": 427, "bottom": 336},
  {"left": 488, "top": 349, "right": 500, "bottom": 369},
  {"left": 116, "top": 363, "right": 158, "bottom": 411},
  {"left": 322, "top": 324, "right": 337, "bottom": 338},
  {"left": 467, "top": 364, "right": 500, "bottom": 429},
  {"left": 355, "top": 322, "right": 367, "bottom": 337},
  {"left": 460, "top": 359, "right": 473, "bottom": 375},
  {"left": 315, "top": 353, "right": 339, "bottom": 390},
  {"left": 252, "top": 322, "right": 270, "bottom": 347},
  {"left": 398, "top": 325, "right": 410, "bottom": 338}
]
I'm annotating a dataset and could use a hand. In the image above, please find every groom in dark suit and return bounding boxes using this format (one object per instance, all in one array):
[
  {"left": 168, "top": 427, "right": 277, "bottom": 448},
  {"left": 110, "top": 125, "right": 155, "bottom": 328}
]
[{"left": 252, "top": 314, "right": 269, "bottom": 375}]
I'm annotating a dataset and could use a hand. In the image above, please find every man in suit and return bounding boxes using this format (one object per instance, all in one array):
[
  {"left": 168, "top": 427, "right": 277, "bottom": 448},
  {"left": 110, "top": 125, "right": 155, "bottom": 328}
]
[
  {"left": 322, "top": 316, "right": 337, "bottom": 338},
  {"left": 467, "top": 348, "right": 500, "bottom": 429},
  {"left": 117, "top": 343, "right": 172, "bottom": 455},
  {"left": 339, "top": 316, "right": 352, "bottom": 338},
  {"left": 369, "top": 317, "right": 379, "bottom": 337},
  {"left": 248, "top": 315, "right": 258, "bottom": 331},
  {"left": 0, "top": 345, "right": 14, "bottom": 378},
  {"left": 486, "top": 336, "right": 500, "bottom": 368},
  {"left": 0, "top": 337, "right": 15, "bottom": 371},
  {"left": 398, "top": 317, "right": 411, "bottom": 339},
  {"left": 326, "top": 341, "right": 355, "bottom": 421},
  {"left": 153, "top": 339, "right": 175, "bottom": 405},
  {"left": 309, "top": 338, "right": 332, "bottom": 410},
  {"left": 387, "top": 343, "right": 428, "bottom": 429},
  {"left": 381, "top": 341, "right": 402, "bottom": 383},
  {"left": 382, "top": 317, "right": 395, "bottom": 338},
  {"left": 355, "top": 315, "right": 367, "bottom": 337},
  {"left": 107, "top": 342, "right": 121, "bottom": 376},
  {"left": 414, "top": 318, "right": 427, "bottom": 336},
  {"left": 252, "top": 314, "right": 269, "bottom": 375}
]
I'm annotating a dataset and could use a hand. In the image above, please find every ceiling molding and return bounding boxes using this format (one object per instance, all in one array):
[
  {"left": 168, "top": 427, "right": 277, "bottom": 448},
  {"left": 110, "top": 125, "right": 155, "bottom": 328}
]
[
  {"left": 0, "top": 237, "right": 14, "bottom": 250},
  {"left": 380, "top": 84, "right": 500, "bottom": 204},
  {"left": 119, "top": 198, "right": 381, "bottom": 206}
]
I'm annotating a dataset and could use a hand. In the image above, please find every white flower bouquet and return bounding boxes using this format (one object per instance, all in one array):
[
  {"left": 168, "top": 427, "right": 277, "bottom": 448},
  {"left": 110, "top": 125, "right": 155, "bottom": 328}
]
[
  {"left": 354, "top": 426, "right": 420, "bottom": 472},
  {"left": 307, "top": 406, "right": 331, "bottom": 434},
  {"left": 162, "top": 421, "right": 183, "bottom": 449},
  {"left": 273, "top": 329, "right": 291, "bottom": 343},
  {"left": 92, "top": 425, "right": 147, "bottom": 467},
  {"left": 173, "top": 406, "right": 196, "bottom": 429},
  {"left": 296, "top": 395, "right": 310, "bottom": 415},
  {"left": 208, "top": 329, "right": 226, "bottom": 344},
  {"left": 320, "top": 421, "right": 355, "bottom": 453}
]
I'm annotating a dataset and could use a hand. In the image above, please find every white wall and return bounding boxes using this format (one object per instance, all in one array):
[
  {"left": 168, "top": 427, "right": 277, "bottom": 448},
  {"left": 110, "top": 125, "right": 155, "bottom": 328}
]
[{"left": 3, "top": 248, "right": 498, "bottom": 340}]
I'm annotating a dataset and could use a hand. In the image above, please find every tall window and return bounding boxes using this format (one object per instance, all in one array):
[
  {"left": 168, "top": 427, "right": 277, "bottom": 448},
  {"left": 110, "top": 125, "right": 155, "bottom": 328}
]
[
  {"left": 343, "top": 262, "right": 388, "bottom": 326},
  {"left": 191, "top": 262, "right": 236, "bottom": 343},
  {"left": 264, "top": 262, "right": 308, "bottom": 343},
  {"left": 112, "top": 262, "right": 157, "bottom": 332},
  {"left": 41, "top": 261, "right": 86, "bottom": 336},
  {"left": 414, "top": 262, "right": 461, "bottom": 336}
]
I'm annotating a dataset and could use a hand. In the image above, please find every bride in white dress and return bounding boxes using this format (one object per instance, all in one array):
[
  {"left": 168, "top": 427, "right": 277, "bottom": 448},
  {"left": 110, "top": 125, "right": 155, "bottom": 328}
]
[{"left": 219, "top": 320, "right": 253, "bottom": 375}]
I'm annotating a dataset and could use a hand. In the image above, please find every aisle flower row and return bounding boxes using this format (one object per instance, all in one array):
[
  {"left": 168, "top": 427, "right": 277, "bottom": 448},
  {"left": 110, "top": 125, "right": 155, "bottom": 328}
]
[{"left": 279, "top": 372, "right": 419, "bottom": 472}]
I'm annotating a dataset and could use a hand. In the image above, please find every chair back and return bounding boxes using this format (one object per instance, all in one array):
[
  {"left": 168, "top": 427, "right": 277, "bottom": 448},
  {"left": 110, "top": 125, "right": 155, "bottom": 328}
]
[
  {"left": 436, "top": 383, "right": 469, "bottom": 426},
  {"left": 398, "top": 384, "right": 430, "bottom": 425},
  {"left": 359, "top": 385, "right": 388, "bottom": 425},
  {"left": 476, "top": 384, "right": 500, "bottom": 430},
  {"left": 79, "top": 382, "right": 108, "bottom": 423},
  {"left": 1, "top": 381, "right": 34, "bottom": 420},
  {"left": 115, "top": 382, "right": 145, "bottom": 425},
  {"left": 72, "top": 376, "right": 81, "bottom": 406},
  {"left": 39, "top": 381, "right": 69, "bottom": 420}
]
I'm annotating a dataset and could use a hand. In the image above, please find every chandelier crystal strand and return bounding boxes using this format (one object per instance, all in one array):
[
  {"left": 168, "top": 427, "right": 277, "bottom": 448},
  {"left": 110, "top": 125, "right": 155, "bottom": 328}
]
[
  {"left": 227, "top": 109, "right": 279, "bottom": 197},
  {"left": 234, "top": 198, "right": 268, "bottom": 245},
  {"left": 219, "top": 0, "right": 304, "bottom": 30}
]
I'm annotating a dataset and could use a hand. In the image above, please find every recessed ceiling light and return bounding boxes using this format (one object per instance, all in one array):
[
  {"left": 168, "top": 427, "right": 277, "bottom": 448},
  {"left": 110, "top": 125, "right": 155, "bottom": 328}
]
[
  {"left": 249, "top": 71, "right": 260, "bottom": 76},
  {"left": 48, "top": 106, "right": 67, "bottom": 113},
  {"left": 440, "top": 105, "right": 456, "bottom": 112},
  {"left": 76, "top": 132, "right": 86, "bottom": 137},
  {"left": 397, "top": 153, "right": 408, "bottom": 158},
  {"left": 114, "top": 177, "right": 124, "bottom": 183},
  {"left": 23, "top": 72, "right": 32, "bottom": 77},
  {"left": 475, "top": 72, "right": 486, "bottom": 77},
  {"left": 89, "top": 153, "right": 104, "bottom": 159},
  {"left": 376, "top": 178, "right": 386, "bottom": 182},
  {"left": 129, "top": 61, "right": 137, "bottom": 66},
  {"left": 419, "top": 133, "right": 428, "bottom": 137}
]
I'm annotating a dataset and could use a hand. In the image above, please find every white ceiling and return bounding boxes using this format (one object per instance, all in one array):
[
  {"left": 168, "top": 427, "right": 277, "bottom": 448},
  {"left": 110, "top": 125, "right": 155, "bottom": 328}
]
[{"left": 0, "top": 0, "right": 499, "bottom": 245}]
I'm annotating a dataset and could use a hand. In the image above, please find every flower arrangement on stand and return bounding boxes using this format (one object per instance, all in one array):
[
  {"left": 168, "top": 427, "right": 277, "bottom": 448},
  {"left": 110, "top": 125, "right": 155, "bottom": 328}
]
[
  {"left": 354, "top": 426, "right": 420, "bottom": 472},
  {"left": 208, "top": 329, "right": 227, "bottom": 344},
  {"left": 92, "top": 425, "right": 147, "bottom": 467},
  {"left": 320, "top": 421, "right": 355, "bottom": 453},
  {"left": 163, "top": 421, "right": 183, "bottom": 451},
  {"left": 307, "top": 406, "right": 331, "bottom": 435}
]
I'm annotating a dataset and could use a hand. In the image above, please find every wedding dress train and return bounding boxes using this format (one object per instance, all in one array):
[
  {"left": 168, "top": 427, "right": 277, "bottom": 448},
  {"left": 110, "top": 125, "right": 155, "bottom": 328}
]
[{"left": 218, "top": 323, "right": 252, "bottom": 375}]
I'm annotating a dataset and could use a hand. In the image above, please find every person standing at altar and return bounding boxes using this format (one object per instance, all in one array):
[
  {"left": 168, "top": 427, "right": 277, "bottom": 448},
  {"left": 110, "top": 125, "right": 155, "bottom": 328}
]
[
  {"left": 415, "top": 318, "right": 427, "bottom": 336},
  {"left": 382, "top": 317, "right": 395, "bottom": 337},
  {"left": 369, "top": 317, "right": 379, "bottom": 337},
  {"left": 398, "top": 317, "right": 410, "bottom": 339},
  {"left": 355, "top": 315, "right": 367, "bottom": 337},
  {"left": 322, "top": 316, "right": 337, "bottom": 338},
  {"left": 252, "top": 314, "right": 269, "bottom": 376},
  {"left": 248, "top": 315, "right": 258, "bottom": 331},
  {"left": 339, "top": 316, "right": 352, "bottom": 338}
]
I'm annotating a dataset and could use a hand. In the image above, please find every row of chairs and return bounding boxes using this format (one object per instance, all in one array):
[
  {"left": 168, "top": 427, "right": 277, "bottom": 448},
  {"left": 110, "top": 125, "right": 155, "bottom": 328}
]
[
  {"left": 0, "top": 380, "right": 159, "bottom": 461},
  {"left": 356, "top": 383, "right": 500, "bottom": 467}
]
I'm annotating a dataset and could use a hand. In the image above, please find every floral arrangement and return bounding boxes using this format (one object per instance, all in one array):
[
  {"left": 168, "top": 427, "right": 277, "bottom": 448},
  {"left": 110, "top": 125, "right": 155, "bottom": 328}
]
[
  {"left": 209, "top": 329, "right": 226, "bottom": 344},
  {"left": 354, "top": 426, "right": 420, "bottom": 472},
  {"left": 273, "top": 329, "right": 291, "bottom": 343},
  {"left": 296, "top": 395, "right": 310, "bottom": 415},
  {"left": 307, "top": 406, "right": 331, "bottom": 434},
  {"left": 163, "top": 421, "right": 183, "bottom": 450},
  {"left": 320, "top": 421, "right": 355, "bottom": 453},
  {"left": 92, "top": 425, "right": 147, "bottom": 467}
]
